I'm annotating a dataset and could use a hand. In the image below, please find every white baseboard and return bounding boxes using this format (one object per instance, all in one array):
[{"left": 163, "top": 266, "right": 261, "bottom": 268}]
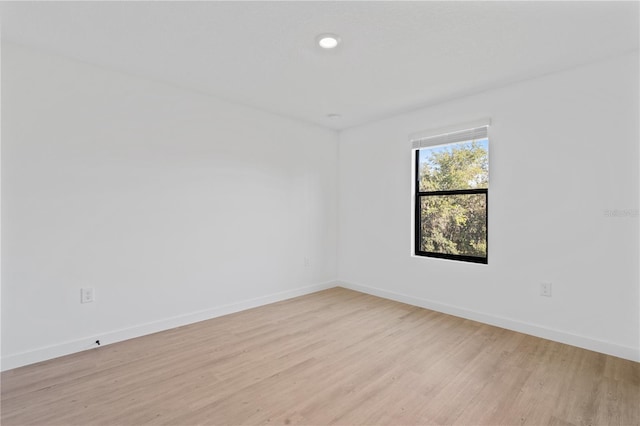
[
  {"left": 339, "top": 280, "right": 640, "bottom": 363},
  {"left": 1, "top": 281, "right": 337, "bottom": 371},
  {"left": 4, "top": 279, "right": 637, "bottom": 371}
]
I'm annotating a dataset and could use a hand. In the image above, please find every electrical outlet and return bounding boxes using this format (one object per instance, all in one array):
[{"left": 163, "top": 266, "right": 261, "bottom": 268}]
[
  {"left": 540, "top": 282, "right": 552, "bottom": 297},
  {"left": 81, "top": 288, "right": 94, "bottom": 303}
]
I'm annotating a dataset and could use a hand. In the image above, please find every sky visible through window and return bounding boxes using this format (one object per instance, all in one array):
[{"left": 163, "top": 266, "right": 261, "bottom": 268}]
[{"left": 419, "top": 138, "right": 488, "bottom": 165}]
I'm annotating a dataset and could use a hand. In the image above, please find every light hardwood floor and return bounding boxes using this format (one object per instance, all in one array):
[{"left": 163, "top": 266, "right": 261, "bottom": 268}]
[{"left": 2, "top": 287, "right": 639, "bottom": 425}]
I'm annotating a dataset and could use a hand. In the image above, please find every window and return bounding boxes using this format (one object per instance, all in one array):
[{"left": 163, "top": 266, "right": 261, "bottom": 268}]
[{"left": 413, "top": 124, "right": 489, "bottom": 264}]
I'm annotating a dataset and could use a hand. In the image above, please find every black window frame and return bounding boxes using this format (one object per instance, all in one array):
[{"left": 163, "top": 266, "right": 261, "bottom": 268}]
[{"left": 414, "top": 148, "right": 488, "bottom": 264}]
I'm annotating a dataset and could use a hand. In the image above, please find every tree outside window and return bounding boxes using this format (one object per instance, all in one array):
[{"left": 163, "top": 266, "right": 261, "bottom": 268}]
[{"left": 415, "top": 138, "right": 488, "bottom": 263}]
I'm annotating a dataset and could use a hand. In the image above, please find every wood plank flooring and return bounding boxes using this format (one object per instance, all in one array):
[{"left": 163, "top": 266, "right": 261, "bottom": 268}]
[{"left": 2, "top": 287, "right": 639, "bottom": 425}]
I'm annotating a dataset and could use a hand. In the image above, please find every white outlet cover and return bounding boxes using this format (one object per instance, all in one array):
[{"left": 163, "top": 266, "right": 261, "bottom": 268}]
[
  {"left": 540, "top": 282, "right": 552, "bottom": 297},
  {"left": 81, "top": 288, "right": 94, "bottom": 303}
]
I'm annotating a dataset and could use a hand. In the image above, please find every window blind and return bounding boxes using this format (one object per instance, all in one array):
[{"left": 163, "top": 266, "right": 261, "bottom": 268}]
[{"left": 410, "top": 119, "right": 490, "bottom": 149}]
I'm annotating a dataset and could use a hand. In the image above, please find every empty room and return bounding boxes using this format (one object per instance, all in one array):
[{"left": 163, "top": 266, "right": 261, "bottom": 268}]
[{"left": 1, "top": 1, "right": 638, "bottom": 425}]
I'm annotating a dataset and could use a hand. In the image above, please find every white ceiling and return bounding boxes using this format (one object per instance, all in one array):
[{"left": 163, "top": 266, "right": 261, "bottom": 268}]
[{"left": 1, "top": 1, "right": 638, "bottom": 130}]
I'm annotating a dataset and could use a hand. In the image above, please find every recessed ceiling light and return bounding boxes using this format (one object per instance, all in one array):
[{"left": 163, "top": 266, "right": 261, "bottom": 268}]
[{"left": 317, "top": 34, "right": 340, "bottom": 49}]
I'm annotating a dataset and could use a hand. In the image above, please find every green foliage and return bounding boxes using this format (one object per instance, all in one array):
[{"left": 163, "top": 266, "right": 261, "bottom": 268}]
[
  {"left": 420, "top": 141, "right": 488, "bottom": 191},
  {"left": 419, "top": 141, "right": 488, "bottom": 257}
]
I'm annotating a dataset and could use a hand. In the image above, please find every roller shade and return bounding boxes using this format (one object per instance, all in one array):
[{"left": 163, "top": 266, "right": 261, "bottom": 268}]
[{"left": 411, "top": 119, "right": 490, "bottom": 149}]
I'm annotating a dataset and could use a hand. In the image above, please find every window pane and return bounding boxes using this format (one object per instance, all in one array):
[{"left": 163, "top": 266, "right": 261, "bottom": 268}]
[
  {"left": 418, "top": 139, "right": 488, "bottom": 192},
  {"left": 419, "top": 193, "right": 487, "bottom": 258}
]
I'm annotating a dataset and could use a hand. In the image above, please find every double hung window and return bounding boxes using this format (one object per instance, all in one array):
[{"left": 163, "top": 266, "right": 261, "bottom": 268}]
[{"left": 413, "top": 124, "right": 489, "bottom": 264}]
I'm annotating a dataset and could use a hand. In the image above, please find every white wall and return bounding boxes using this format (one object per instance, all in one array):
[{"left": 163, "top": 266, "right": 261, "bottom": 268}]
[
  {"left": 338, "top": 52, "right": 640, "bottom": 361},
  {"left": 2, "top": 42, "right": 638, "bottom": 370},
  {"left": 1, "top": 42, "right": 338, "bottom": 369}
]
